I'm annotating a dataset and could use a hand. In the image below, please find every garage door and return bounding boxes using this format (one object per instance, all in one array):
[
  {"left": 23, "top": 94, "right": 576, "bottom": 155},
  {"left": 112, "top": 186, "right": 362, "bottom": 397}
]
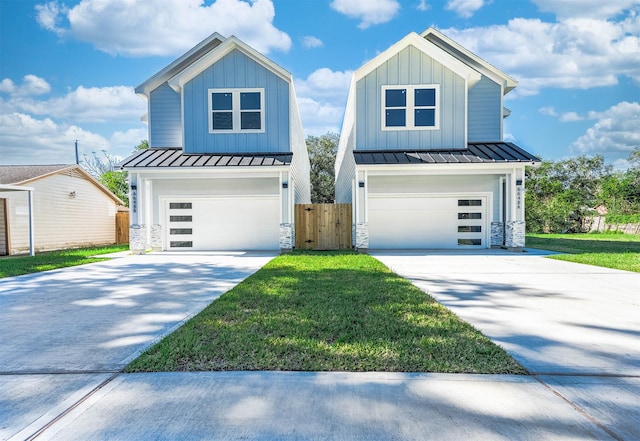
[
  {"left": 165, "top": 197, "right": 280, "bottom": 251},
  {"left": 368, "top": 195, "right": 488, "bottom": 249}
]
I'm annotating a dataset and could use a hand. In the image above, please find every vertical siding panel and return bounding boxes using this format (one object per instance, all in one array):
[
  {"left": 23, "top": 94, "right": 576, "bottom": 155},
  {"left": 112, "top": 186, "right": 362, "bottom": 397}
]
[
  {"left": 149, "top": 83, "right": 182, "bottom": 147},
  {"left": 180, "top": 49, "right": 290, "bottom": 154},
  {"left": 468, "top": 75, "right": 501, "bottom": 142}
]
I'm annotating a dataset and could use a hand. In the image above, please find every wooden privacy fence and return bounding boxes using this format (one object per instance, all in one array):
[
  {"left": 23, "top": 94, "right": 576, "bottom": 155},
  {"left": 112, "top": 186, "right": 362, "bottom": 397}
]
[
  {"left": 295, "top": 204, "right": 352, "bottom": 250},
  {"left": 116, "top": 211, "right": 130, "bottom": 244}
]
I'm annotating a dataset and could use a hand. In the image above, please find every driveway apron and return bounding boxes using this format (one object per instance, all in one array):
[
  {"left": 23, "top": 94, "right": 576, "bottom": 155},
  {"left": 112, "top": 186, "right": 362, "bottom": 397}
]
[
  {"left": 0, "top": 251, "right": 275, "bottom": 440},
  {"left": 373, "top": 249, "right": 640, "bottom": 440}
]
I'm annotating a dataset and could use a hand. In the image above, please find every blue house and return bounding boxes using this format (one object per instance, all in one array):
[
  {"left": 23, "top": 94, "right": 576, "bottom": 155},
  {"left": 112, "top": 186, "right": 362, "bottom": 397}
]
[
  {"left": 120, "top": 33, "right": 310, "bottom": 251},
  {"left": 335, "top": 28, "right": 539, "bottom": 250}
]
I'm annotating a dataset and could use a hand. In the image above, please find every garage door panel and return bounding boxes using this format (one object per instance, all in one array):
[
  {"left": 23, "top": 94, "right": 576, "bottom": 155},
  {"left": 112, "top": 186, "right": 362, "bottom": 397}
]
[
  {"left": 368, "top": 195, "right": 488, "bottom": 249},
  {"left": 166, "top": 197, "right": 279, "bottom": 251}
]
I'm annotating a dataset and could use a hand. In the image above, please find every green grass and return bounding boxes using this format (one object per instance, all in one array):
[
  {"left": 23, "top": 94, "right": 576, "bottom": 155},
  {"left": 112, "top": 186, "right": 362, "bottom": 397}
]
[
  {"left": 0, "top": 244, "right": 129, "bottom": 278},
  {"left": 526, "top": 233, "right": 640, "bottom": 272},
  {"left": 127, "top": 251, "right": 524, "bottom": 374}
]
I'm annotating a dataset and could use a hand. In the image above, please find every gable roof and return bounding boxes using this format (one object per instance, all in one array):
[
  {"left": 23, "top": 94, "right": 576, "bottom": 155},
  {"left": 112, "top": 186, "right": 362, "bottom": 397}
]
[
  {"left": 167, "top": 35, "right": 291, "bottom": 93},
  {"left": 135, "top": 32, "right": 225, "bottom": 97},
  {"left": 119, "top": 148, "right": 292, "bottom": 169},
  {"left": 354, "top": 32, "right": 482, "bottom": 87},
  {"left": 0, "top": 164, "right": 124, "bottom": 205},
  {"left": 421, "top": 27, "right": 518, "bottom": 94},
  {"left": 353, "top": 143, "right": 540, "bottom": 165}
]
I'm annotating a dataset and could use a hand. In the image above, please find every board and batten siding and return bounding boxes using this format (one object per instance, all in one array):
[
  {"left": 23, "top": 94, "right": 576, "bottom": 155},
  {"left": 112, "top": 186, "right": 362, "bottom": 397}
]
[
  {"left": 355, "top": 45, "right": 466, "bottom": 151},
  {"left": 5, "top": 171, "right": 118, "bottom": 254},
  {"left": 0, "top": 198, "right": 7, "bottom": 254},
  {"left": 149, "top": 83, "right": 183, "bottom": 147},
  {"left": 468, "top": 75, "right": 502, "bottom": 142},
  {"left": 182, "top": 49, "right": 290, "bottom": 154}
]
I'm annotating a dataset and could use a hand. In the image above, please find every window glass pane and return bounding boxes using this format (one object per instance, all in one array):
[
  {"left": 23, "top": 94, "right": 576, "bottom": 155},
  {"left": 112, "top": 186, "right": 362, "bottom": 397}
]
[
  {"left": 211, "top": 92, "right": 232, "bottom": 110},
  {"left": 415, "top": 88, "right": 436, "bottom": 106},
  {"left": 169, "top": 202, "right": 192, "bottom": 209},
  {"left": 170, "top": 228, "right": 193, "bottom": 235},
  {"left": 170, "top": 241, "right": 193, "bottom": 248},
  {"left": 415, "top": 109, "right": 435, "bottom": 126},
  {"left": 170, "top": 215, "right": 192, "bottom": 222},
  {"left": 385, "top": 109, "right": 406, "bottom": 127},
  {"left": 458, "top": 199, "right": 482, "bottom": 206},
  {"left": 458, "top": 226, "right": 482, "bottom": 233},
  {"left": 385, "top": 89, "right": 406, "bottom": 107},
  {"left": 212, "top": 112, "right": 233, "bottom": 130},
  {"left": 458, "top": 239, "right": 482, "bottom": 246},
  {"left": 241, "top": 111, "right": 261, "bottom": 130},
  {"left": 458, "top": 213, "right": 482, "bottom": 220},
  {"left": 240, "top": 92, "right": 261, "bottom": 110}
]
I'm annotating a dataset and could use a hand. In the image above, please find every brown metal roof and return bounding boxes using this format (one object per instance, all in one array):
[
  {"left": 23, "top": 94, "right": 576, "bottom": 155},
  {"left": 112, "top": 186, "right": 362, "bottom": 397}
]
[
  {"left": 119, "top": 148, "right": 293, "bottom": 169},
  {"left": 0, "top": 165, "right": 76, "bottom": 185},
  {"left": 353, "top": 142, "right": 540, "bottom": 165}
]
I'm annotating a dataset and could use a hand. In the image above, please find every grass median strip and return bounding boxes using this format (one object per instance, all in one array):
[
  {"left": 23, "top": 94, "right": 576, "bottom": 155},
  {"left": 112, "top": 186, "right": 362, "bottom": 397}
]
[
  {"left": 526, "top": 233, "right": 640, "bottom": 273},
  {"left": 0, "top": 244, "right": 129, "bottom": 278},
  {"left": 126, "top": 251, "right": 524, "bottom": 374}
]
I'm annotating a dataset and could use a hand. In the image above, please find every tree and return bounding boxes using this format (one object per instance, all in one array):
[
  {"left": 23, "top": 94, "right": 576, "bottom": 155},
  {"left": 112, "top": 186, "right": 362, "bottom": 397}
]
[
  {"left": 81, "top": 140, "right": 149, "bottom": 207},
  {"left": 525, "top": 155, "right": 611, "bottom": 233},
  {"left": 306, "top": 133, "right": 339, "bottom": 203}
]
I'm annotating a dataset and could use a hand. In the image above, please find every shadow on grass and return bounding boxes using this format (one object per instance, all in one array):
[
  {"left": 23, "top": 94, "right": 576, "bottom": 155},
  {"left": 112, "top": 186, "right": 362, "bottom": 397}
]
[{"left": 126, "top": 252, "right": 524, "bottom": 374}]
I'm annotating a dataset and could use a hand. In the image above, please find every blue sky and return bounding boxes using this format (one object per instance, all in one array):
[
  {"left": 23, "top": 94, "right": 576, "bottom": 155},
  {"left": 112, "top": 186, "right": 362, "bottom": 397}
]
[{"left": 1, "top": 0, "right": 639, "bottom": 168}]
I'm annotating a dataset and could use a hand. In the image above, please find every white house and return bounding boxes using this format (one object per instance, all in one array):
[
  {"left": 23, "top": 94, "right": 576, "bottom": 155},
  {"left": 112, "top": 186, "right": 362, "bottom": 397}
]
[
  {"left": 0, "top": 164, "right": 124, "bottom": 255},
  {"left": 335, "top": 28, "right": 540, "bottom": 250},
  {"left": 120, "top": 32, "right": 311, "bottom": 252}
]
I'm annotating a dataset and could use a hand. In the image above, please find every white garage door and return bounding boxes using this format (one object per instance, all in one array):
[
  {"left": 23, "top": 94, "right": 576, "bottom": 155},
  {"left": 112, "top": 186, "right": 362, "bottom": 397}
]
[
  {"left": 165, "top": 197, "right": 280, "bottom": 251},
  {"left": 368, "top": 195, "right": 488, "bottom": 249}
]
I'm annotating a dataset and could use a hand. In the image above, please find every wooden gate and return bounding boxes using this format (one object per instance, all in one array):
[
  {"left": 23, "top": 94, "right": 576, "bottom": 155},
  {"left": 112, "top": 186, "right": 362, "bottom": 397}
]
[
  {"left": 295, "top": 204, "right": 352, "bottom": 250},
  {"left": 116, "top": 211, "right": 130, "bottom": 245}
]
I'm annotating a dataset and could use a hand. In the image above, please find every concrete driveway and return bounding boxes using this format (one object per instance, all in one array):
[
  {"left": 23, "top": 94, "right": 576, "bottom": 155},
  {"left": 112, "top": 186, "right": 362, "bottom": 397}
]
[
  {"left": 373, "top": 249, "right": 640, "bottom": 440},
  {"left": 0, "top": 251, "right": 276, "bottom": 440}
]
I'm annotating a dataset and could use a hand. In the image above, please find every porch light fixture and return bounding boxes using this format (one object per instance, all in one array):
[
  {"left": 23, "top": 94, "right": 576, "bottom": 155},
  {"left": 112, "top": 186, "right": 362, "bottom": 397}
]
[
  {"left": 516, "top": 179, "right": 523, "bottom": 185},
  {"left": 358, "top": 182, "right": 365, "bottom": 188},
  {"left": 282, "top": 182, "right": 288, "bottom": 189}
]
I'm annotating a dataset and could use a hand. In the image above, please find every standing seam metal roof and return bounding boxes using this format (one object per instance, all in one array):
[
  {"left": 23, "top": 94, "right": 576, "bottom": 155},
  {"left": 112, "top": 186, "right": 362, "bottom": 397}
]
[
  {"left": 353, "top": 142, "right": 539, "bottom": 165},
  {"left": 118, "top": 148, "right": 293, "bottom": 169}
]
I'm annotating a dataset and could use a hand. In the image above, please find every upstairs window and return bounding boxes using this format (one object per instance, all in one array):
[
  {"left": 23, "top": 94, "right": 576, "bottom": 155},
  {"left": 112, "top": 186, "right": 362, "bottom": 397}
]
[
  {"left": 382, "top": 85, "right": 439, "bottom": 131},
  {"left": 208, "top": 88, "right": 264, "bottom": 134}
]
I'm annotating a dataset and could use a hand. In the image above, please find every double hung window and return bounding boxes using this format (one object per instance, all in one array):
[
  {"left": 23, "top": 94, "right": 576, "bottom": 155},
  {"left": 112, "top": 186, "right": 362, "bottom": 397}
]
[
  {"left": 209, "top": 88, "right": 264, "bottom": 133},
  {"left": 382, "top": 85, "right": 439, "bottom": 130}
]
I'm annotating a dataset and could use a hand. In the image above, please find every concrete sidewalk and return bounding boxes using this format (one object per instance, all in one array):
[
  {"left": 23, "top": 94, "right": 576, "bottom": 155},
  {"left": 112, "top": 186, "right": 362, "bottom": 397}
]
[{"left": 12, "top": 372, "right": 620, "bottom": 440}]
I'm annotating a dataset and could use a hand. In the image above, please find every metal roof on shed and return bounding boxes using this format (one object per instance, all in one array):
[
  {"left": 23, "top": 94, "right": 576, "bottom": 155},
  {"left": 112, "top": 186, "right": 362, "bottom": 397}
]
[
  {"left": 119, "top": 148, "right": 293, "bottom": 169},
  {"left": 353, "top": 142, "right": 539, "bottom": 165}
]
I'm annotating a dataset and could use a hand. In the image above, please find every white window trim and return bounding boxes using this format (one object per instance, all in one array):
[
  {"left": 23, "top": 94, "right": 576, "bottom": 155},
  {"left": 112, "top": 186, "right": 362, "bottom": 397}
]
[
  {"left": 208, "top": 88, "right": 265, "bottom": 134},
  {"left": 381, "top": 84, "right": 440, "bottom": 131}
]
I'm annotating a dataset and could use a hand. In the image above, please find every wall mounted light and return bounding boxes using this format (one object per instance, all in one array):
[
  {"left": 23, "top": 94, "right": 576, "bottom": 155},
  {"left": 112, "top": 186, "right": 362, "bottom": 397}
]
[
  {"left": 516, "top": 179, "right": 523, "bottom": 185},
  {"left": 69, "top": 191, "right": 76, "bottom": 198},
  {"left": 358, "top": 182, "right": 365, "bottom": 188},
  {"left": 282, "top": 182, "right": 288, "bottom": 189}
]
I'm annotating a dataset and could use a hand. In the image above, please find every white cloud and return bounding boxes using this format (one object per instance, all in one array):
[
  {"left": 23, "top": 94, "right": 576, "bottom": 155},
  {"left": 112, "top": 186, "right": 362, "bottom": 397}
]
[
  {"left": 295, "top": 68, "right": 353, "bottom": 136},
  {"left": 570, "top": 101, "right": 640, "bottom": 155},
  {"left": 441, "top": 13, "right": 640, "bottom": 96},
  {"left": 302, "top": 36, "right": 323, "bottom": 49},
  {"left": 532, "top": 0, "right": 639, "bottom": 19},
  {"left": 0, "top": 75, "right": 51, "bottom": 97},
  {"left": 445, "top": 0, "right": 488, "bottom": 18},
  {"left": 330, "top": 0, "right": 400, "bottom": 29},
  {"left": 1, "top": 79, "right": 145, "bottom": 124},
  {"left": 35, "top": 0, "right": 291, "bottom": 56},
  {"left": 0, "top": 112, "right": 111, "bottom": 165},
  {"left": 417, "top": 0, "right": 430, "bottom": 12},
  {"left": 538, "top": 106, "right": 558, "bottom": 117},
  {"left": 559, "top": 112, "right": 584, "bottom": 122}
]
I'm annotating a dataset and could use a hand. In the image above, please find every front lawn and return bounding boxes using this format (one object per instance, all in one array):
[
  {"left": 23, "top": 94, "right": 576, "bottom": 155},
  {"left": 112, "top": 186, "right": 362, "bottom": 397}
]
[
  {"left": 0, "top": 244, "right": 129, "bottom": 278},
  {"left": 526, "top": 233, "right": 640, "bottom": 272},
  {"left": 127, "top": 251, "right": 524, "bottom": 374}
]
